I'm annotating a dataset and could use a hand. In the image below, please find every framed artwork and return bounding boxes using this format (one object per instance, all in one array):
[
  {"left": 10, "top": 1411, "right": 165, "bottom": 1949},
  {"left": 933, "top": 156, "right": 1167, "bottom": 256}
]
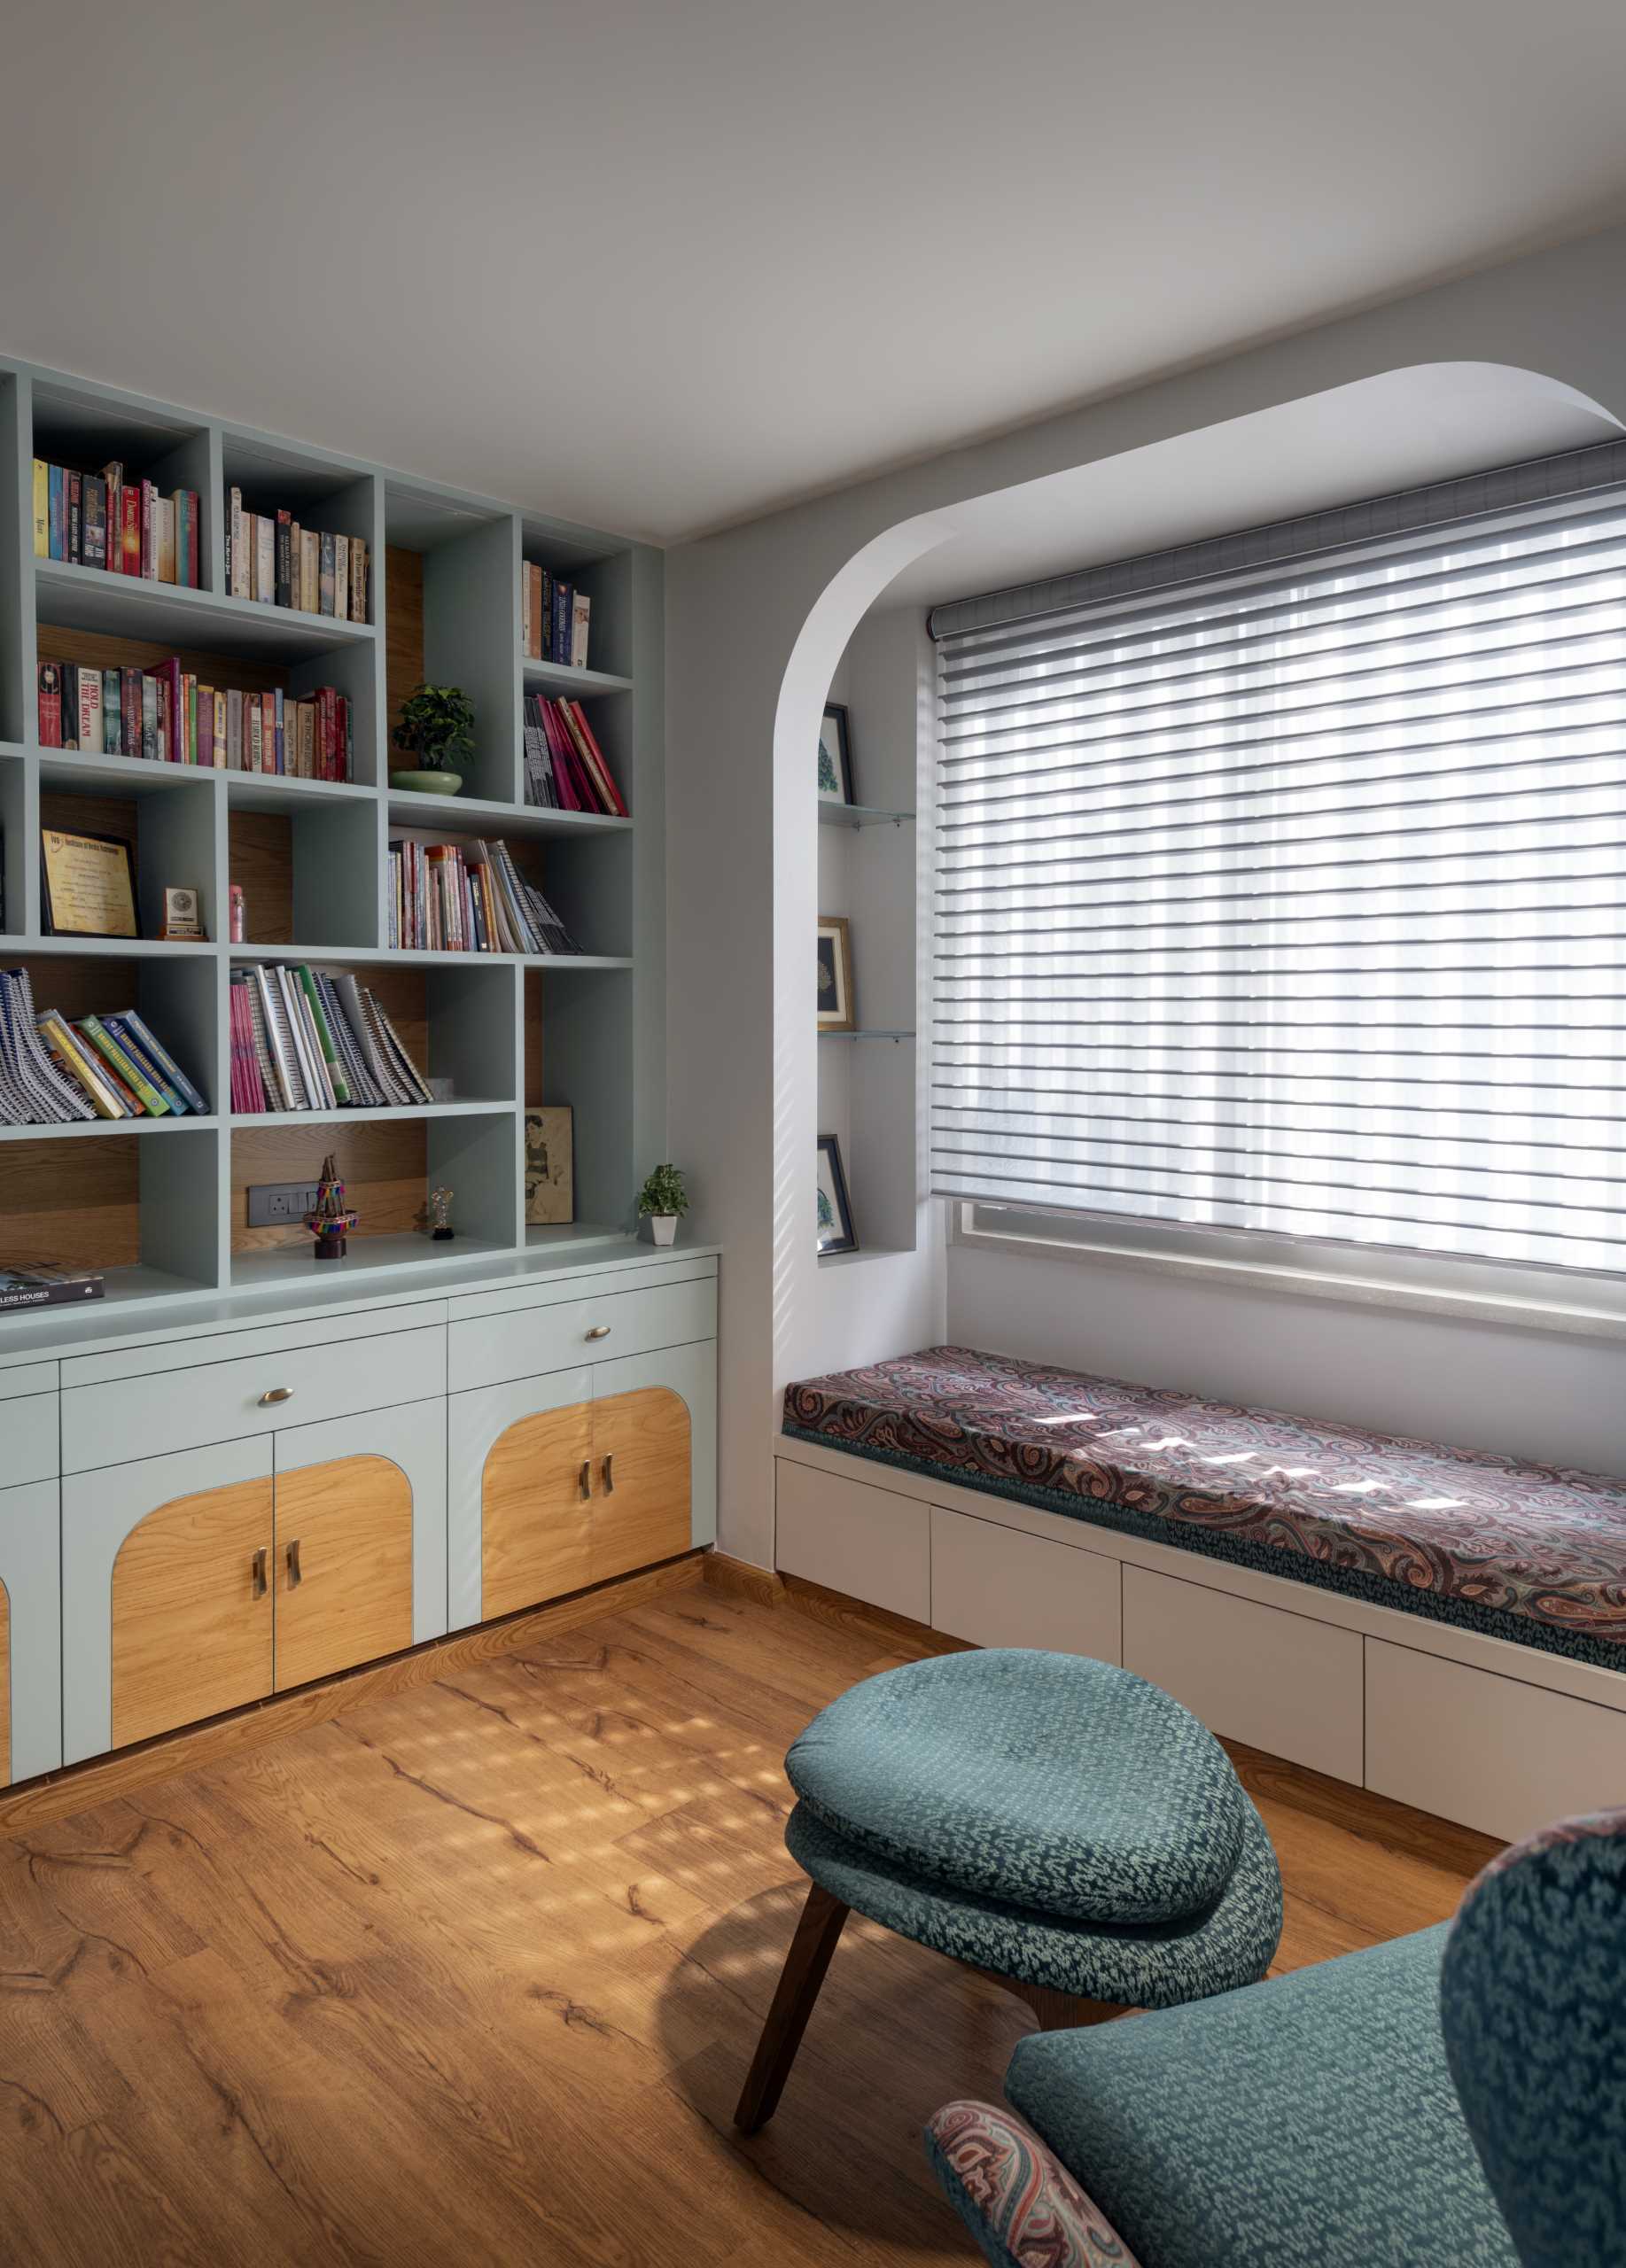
[
  {"left": 524, "top": 1104, "right": 575, "bottom": 1224},
  {"left": 818, "top": 702, "right": 855, "bottom": 805},
  {"left": 40, "top": 827, "right": 138, "bottom": 938},
  {"left": 816, "top": 1134, "right": 858, "bottom": 1256},
  {"left": 816, "top": 914, "right": 855, "bottom": 1031}
]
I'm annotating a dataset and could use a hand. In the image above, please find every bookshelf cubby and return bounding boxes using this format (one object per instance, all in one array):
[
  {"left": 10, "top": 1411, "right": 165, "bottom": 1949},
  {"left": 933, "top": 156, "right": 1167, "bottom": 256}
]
[{"left": 0, "top": 353, "right": 665, "bottom": 1321}]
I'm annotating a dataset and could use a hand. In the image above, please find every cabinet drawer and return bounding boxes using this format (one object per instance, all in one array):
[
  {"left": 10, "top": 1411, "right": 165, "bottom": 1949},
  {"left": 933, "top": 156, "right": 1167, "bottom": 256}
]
[
  {"left": 2, "top": 1392, "right": 58, "bottom": 1487},
  {"left": 1122, "top": 1563, "right": 1364, "bottom": 1784},
  {"left": 930, "top": 1505, "right": 1121, "bottom": 1660},
  {"left": 62, "top": 1324, "right": 446, "bottom": 1472},
  {"left": 448, "top": 1278, "right": 715, "bottom": 1394},
  {"left": 774, "top": 1456, "right": 929, "bottom": 1622}
]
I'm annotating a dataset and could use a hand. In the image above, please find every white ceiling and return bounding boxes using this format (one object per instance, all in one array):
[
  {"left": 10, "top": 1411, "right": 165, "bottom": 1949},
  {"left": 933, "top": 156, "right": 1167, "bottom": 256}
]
[{"left": 3, "top": 0, "right": 1625, "bottom": 546}]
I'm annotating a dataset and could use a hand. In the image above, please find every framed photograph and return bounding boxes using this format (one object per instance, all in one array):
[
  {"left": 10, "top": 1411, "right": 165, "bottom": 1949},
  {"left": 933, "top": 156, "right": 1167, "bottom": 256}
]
[
  {"left": 817, "top": 702, "right": 855, "bottom": 806},
  {"left": 816, "top": 1134, "right": 858, "bottom": 1256},
  {"left": 524, "top": 1104, "right": 575, "bottom": 1224},
  {"left": 40, "top": 827, "right": 138, "bottom": 939},
  {"left": 817, "top": 914, "right": 855, "bottom": 1031}
]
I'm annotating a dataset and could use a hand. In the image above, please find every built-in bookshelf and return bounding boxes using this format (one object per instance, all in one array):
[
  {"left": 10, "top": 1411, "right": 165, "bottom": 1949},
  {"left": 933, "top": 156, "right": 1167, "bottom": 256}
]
[{"left": 0, "top": 357, "right": 665, "bottom": 1322}]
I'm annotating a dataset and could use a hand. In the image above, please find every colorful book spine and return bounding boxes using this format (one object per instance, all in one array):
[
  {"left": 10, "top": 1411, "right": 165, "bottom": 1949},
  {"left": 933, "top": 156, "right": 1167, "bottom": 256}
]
[
  {"left": 77, "top": 1017, "right": 169, "bottom": 1115},
  {"left": 31, "top": 460, "right": 48, "bottom": 557}
]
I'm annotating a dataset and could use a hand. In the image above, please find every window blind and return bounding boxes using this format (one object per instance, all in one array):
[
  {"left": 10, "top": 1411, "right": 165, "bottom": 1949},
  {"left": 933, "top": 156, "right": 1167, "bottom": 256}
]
[{"left": 930, "top": 452, "right": 1626, "bottom": 1276}]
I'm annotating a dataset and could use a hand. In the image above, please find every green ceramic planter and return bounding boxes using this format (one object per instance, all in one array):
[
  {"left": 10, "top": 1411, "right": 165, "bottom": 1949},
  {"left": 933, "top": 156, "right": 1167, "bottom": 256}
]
[{"left": 390, "top": 770, "right": 463, "bottom": 795}]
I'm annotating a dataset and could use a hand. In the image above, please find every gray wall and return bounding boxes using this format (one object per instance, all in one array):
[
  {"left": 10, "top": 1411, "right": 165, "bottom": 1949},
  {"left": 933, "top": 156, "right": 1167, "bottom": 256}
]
[{"left": 666, "top": 221, "right": 1626, "bottom": 1570}]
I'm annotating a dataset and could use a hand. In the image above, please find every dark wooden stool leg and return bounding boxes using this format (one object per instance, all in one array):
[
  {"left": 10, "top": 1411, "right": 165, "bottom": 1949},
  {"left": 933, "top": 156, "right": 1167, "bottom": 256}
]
[
  {"left": 734, "top": 1883, "right": 850, "bottom": 2133},
  {"left": 1020, "top": 1984, "right": 1124, "bottom": 2033}
]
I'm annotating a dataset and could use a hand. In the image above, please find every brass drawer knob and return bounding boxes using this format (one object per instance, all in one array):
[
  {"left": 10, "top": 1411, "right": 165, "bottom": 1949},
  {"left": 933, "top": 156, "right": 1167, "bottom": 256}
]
[
  {"left": 259, "top": 1386, "right": 295, "bottom": 1406},
  {"left": 584, "top": 1325, "right": 611, "bottom": 1341}
]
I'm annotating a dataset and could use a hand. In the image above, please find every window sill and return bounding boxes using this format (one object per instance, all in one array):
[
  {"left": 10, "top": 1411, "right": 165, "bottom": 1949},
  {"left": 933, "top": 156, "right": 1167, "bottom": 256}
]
[{"left": 953, "top": 1212, "right": 1626, "bottom": 1343}]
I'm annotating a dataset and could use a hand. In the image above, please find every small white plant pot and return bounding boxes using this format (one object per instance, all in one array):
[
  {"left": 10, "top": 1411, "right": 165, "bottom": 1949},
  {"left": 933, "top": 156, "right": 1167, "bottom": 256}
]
[{"left": 649, "top": 1214, "right": 678, "bottom": 1247}]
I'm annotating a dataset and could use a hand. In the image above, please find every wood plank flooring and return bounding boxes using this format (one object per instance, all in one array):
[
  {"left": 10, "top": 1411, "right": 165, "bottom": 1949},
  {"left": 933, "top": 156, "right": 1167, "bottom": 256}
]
[{"left": 0, "top": 1577, "right": 1500, "bottom": 2266}]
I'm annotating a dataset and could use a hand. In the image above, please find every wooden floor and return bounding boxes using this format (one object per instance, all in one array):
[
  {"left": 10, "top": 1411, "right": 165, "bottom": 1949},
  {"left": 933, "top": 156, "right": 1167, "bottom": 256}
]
[{"left": 0, "top": 1573, "right": 1500, "bottom": 2267}]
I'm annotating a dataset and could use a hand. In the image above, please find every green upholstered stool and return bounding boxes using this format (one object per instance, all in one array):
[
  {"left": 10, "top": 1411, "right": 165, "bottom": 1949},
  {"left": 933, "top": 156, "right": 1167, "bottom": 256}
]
[{"left": 735, "top": 1650, "right": 1283, "bottom": 2132}]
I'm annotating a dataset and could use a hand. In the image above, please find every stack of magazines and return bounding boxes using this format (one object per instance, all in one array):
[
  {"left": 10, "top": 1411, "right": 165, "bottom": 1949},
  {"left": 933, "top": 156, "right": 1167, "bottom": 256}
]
[
  {"left": 230, "top": 965, "right": 432, "bottom": 1114},
  {"left": 387, "top": 836, "right": 579, "bottom": 956},
  {"left": 1, "top": 966, "right": 207, "bottom": 1122}
]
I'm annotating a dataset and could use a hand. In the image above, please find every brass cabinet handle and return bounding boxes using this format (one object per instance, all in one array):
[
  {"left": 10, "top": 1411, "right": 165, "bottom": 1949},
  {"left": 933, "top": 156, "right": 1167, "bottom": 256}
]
[
  {"left": 601, "top": 1454, "right": 615, "bottom": 1495},
  {"left": 584, "top": 1324, "right": 611, "bottom": 1341},
  {"left": 252, "top": 1547, "right": 268, "bottom": 1600},
  {"left": 259, "top": 1386, "right": 295, "bottom": 1406},
  {"left": 579, "top": 1459, "right": 592, "bottom": 1500},
  {"left": 286, "top": 1536, "right": 302, "bottom": 1588}
]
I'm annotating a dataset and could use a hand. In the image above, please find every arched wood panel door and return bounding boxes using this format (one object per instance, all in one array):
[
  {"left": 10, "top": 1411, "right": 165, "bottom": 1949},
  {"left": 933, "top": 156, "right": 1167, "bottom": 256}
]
[
  {"left": 481, "top": 1401, "right": 594, "bottom": 1619},
  {"left": 274, "top": 1454, "right": 416, "bottom": 1691},
  {"left": 111, "top": 1478, "right": 274, "bottom": 1748},
  {"left": 591, "top": 1387, "right": 691, "bottom": 1582}
]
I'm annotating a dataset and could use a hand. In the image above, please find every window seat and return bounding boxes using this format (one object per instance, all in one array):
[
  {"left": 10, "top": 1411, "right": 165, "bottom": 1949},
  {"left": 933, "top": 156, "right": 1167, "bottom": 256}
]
[{"left": 782, "top": 1347, "right": 1626, "bottom": 1674}]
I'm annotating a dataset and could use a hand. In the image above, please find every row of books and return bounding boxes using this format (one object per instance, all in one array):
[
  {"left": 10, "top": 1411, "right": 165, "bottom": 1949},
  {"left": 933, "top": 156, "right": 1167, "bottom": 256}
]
[
  {"left": 227, "top": 492, "right": 370, "bottom": 620},
  {"left": 39, "top": 660, "right": 353, "bottom": 778},
  {"left": 524, "top": 566, "right": 589, "bottom": 666},
  {"left": 32, "top": 460, "right": 202, "bottom": 586},
  {"left": 0, "top": 967, "right": 206, "bottom": 1124},
  {"left": 388, "top": 836, "right": 579, "bottom": 956},
  {"left": 522, "top": 697, "right": 626, "bottom": 816},
  {"left": 230, "top": 964, "right": 430, "bottom": 1115}
]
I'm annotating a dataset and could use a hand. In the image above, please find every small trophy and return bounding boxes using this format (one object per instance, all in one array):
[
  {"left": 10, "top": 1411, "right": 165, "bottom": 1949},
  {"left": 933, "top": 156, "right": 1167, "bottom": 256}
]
[
  {"left": 160, "top": 885, "right": 206, "bottom": 941},
  {"left": 304, "top": 1153, "right": 358, "bottom": 1261},
  {"left": 428, "top": 1185, "right": 455, "bottom": 1242}
]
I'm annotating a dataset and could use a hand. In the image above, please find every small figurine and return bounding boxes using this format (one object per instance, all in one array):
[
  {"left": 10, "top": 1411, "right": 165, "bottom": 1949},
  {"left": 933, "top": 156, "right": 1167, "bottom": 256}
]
[
  {"left": 304, "top": 1153, "right": 358, "bottom": 1261},
  {"left": 428, "top": 1185, "right": 455, "bottom": 1242}
]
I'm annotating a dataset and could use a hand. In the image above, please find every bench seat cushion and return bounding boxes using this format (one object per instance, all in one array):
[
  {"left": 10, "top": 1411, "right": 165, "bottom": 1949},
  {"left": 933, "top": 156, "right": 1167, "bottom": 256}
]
[
  {"left": 782, "top": 1346, "right": 1626, "bottom": 1669},
  {"left": 1005, "top": 1925, "right": 1517, "bottom": 2268}
]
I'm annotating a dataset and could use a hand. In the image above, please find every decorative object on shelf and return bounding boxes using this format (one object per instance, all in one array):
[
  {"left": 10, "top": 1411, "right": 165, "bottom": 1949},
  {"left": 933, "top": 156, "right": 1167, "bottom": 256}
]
[
  {"left": 229, "top": 883, "right": 246, "bottom": 944},
  {"left": 637, "top": 1161, "right": 688, "bottom": 1247},
  {"left": 816, "top": 914, "right": 855, "bottom": 1031},
  {"left": 40, "top": 826, "right": 139, "bottom": 939},
  {"left": 159, "top": 885, "right": 205, "bottom": 942},
  {"left": 818, "top": 701, "right": 855, "bottom": 806},
  {"left": 391, "top": 682, "right": 474, "bottom": 794},
  {"left": 303, "top": 1153, "right": 358, "bottom": 1262},
  {"left": 816, "top": 1135, "right": 858, "bottom": 1256},
  {"left": 525, "top": 1106, "right": 575, "bottom": 1224},
  {"left": 0, "top": 1262, "right": 105, "bottom": 1313},
  {"left": 428, "top": 1186, "right": 455, "bottom": 1242}
]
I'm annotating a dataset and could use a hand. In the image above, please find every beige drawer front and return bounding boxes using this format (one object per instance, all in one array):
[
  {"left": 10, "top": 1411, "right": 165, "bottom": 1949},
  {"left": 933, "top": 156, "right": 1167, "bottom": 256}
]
[
  {"left": 62, "top": 1324, "right": 445, "bottom": 1473},
  {"left": 3, "top": 1392, "right": 58, "bottom": 1487},
  {"left": 448, "top": 1278, "right": 716, "bottom": 1394},
  {"left": 774, "top": 1456, "right": 930, "bottom": 1622},
  {"left": 1122, "top": 1563, "right": 1365, "bottom": 1785},
  {"left": 930, "top": 1505, "right": 1121, "bottom": 1660}
]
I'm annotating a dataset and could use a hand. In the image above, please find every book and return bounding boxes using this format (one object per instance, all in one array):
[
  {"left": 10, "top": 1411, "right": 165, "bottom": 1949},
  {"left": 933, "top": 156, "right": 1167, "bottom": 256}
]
[
  {"left": 300, "top": 528, "right": 319, "bottom": 612},
  {"left": 571, "top": 592, "right": 591, "bottom": 670},
  {"left": 78, "top": 1015, "right": 170, "bottom": 1115},
  {"left": 48, "top": 465, "right": 65, "bottom": 561},
  {"left": 75, "top": 669, "right": 103, "bottom": 757},
  {"left": 334, "top": 534, "right": 349, "bottom": 622},
  {"left": 0, "top": 1264, "right": 105, "bottom": 1312},
  {"left": 275, "top": 509, "right": 292, "bottom": 608},
  {"left": 156, "top": 497, "right": 176, "bottom": 583},
  {"left": 120, "top": 483, "right": 142, "bottom": 573},
  {"left": 67, "top": 470, "right": 82, "bottom": 563},
  {"left": 255, "top": 515, "right": 275, "bottom": 604},
  {"left": 36, "top": 663, "right": 62, "bottom": 748},
  {"left": 119, "top": 1008, "right": 208, "bottom": 1113},
  {"left": 101, "top": 1015, "right": 188, "bottom": 1114},
  {"left": 31, "top": 460, "right": 47, "bottom": 556},
  {"left": 81, "top": 474, "right": 107, "bottom": 570},
  {"left": 319, "top": 531, "right": 335, "bottom": 616}
]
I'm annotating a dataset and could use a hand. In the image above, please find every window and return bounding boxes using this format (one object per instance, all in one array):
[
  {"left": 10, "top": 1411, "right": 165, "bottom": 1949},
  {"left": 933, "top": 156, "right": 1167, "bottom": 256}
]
[{"left": 930, "top": 454, "right": 1626, "bottom": 1284}]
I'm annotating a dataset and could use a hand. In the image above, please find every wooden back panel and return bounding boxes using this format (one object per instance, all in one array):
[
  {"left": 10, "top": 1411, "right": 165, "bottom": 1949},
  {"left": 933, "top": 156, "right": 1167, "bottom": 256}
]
[
  {"left": 112, "top": 1478, "right": 274, "bottom": 1747},
  {"left": 481, "top": 1402, "right": 593, "bottom": 1619},
  {"left": 273, "top": 1455, "right": 414, "bottom": 1691},
  {"left": 591, "top": 1389, "right": 691, "bottom": 1583}
]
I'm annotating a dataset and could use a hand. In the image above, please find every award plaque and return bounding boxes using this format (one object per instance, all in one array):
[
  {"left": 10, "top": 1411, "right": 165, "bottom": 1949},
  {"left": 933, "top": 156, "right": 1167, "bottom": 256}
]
[
  {"left": 40, "top": 828, "right": 138, "bottom": 939},
  {"left": 160, "top": 885, "right": 205, "bottom": 941}
]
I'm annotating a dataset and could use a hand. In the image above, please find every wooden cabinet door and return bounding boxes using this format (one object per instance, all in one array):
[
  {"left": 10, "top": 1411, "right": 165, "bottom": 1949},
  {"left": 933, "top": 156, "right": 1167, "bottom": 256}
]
[
  {"left": 273, "top": 1455, "right": 415, "bottom": 1691},
  {"left": 111, "top": 1476, "right": 274, "bottom": 1748},
  {"left": 481, "top": 1399, "right": 594, "bottom": 1619},
  {"left": 590, "top": 1387, "right": 691, "bottom": 1583}
]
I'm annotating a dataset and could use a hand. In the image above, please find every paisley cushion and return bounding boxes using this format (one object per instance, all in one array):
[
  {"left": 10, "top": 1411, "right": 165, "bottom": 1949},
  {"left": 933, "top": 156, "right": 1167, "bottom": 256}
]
[
  {"left": 925, "top": 2099, "right": 1144, "bottom": 2268},
  {"left": 1007, "top": 1925, "right": 1516, "bottom": 2268},
  {"left": 1441, "top": 1806, "right": 1626, "bottom": 2268},
  {"left": 786, "top": 1650, "right": 1247, "bottom": 1925},
  {"left": 785, "top": 1795, "right": 1281, "bottom": 2005}
]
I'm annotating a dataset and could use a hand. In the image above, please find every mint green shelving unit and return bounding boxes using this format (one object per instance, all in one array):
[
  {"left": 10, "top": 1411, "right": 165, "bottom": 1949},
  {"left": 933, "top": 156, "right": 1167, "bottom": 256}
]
[{"left": 0, "top": 355, "right": 666, "bottom": 1324}]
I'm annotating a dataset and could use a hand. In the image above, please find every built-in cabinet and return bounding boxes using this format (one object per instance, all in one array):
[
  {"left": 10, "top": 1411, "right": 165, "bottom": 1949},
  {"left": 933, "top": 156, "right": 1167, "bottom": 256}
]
[{"left": 0, "top": 1247, "right": 717, "bottom": 1784}]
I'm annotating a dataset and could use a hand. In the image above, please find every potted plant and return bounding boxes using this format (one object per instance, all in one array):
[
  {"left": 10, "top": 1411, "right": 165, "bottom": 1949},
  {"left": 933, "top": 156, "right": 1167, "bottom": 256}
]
[
  {"left": 391, "top": 682, "right": 475, "bottom": 795},
  {"left": 637, "top": 1162, "right": 688, "bottom": 1247}
]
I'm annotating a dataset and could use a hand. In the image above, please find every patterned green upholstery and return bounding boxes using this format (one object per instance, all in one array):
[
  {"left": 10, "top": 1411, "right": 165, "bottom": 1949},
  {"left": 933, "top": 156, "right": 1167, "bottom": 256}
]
[
  {"left": 1005, "top": 1926, "right": 1517, "bottom": 2268},
  {"left": 786, "top": 1795, "right": 1281, "bottom": 2005},
  {"left": 1441, "top": 1806, "right": 1626, "bottom": 2266},
  {"left": 786, "top": 1651, "right": 1248, "bottom": 1925}
]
